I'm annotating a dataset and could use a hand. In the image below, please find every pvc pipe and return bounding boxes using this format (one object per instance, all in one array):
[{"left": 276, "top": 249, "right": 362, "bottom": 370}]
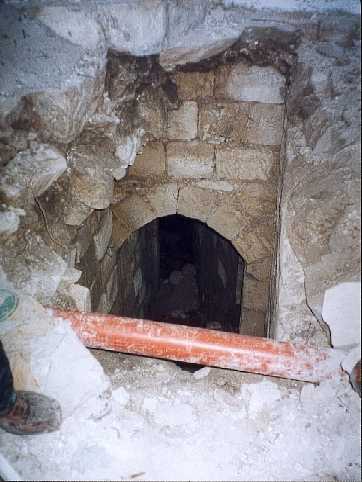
[{"left": 53, "top": 310, "right": 343, "bottom": 384}]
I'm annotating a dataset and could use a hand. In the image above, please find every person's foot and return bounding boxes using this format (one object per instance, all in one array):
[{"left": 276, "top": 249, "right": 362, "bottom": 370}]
[
  {"left": 0, "top": 391, "right": 62, "bottom": 435},
  {"left": 350, "top": 360, "right": 361, "bottom": 397}
]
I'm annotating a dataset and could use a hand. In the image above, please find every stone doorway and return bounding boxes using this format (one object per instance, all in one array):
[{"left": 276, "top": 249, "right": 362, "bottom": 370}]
[{"left": 112, "top": 213, "right": 245, "bottom": 334}]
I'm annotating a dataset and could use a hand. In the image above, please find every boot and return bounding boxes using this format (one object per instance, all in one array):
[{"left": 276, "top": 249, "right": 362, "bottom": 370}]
[
  {"left": 350, "top": 360, "right": 361, "bottom": 398},
  {"left": 0, "top": 391, "right": 62, "bottom": 435}
]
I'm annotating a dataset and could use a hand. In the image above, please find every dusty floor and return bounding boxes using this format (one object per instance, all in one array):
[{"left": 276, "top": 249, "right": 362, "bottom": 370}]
[{"left": 1, "top": 349, "right": 360, "bottom": 481}]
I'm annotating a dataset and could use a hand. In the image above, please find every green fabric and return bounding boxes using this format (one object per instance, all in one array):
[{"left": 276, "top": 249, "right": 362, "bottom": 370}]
[{"left": 0, "top": 289, "right": 18, "bottom": 322}]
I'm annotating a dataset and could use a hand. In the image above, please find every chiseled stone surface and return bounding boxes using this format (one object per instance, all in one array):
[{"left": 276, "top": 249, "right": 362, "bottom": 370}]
[
  {"left": 167, "top": 102, "right": 198, "bottom": 141},
  {"left": 199, "top": 102, "right": 249, "bottom": 145},
  {"left": 177, "top": 185, "right": 219, "bottom": 223},
  {"left": 129, "top": 142, "right": 166, "bottom": 177},
  {"left": 215, "top": 146, "right": 277, "bottom": 181},
  {"left": 145, "top": 183, "right": 178, "bottom": 218},
  {"left": 246, "top": 103, "right": 285, "bottom": 146},
  {"left": 167, "top": 141, "right": 214, "bottom": 178},
  {"left": 215, "top": 64, "right": 285, "bottom": 104}
]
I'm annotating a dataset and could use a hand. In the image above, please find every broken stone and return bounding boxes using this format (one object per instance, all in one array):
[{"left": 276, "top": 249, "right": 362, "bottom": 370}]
[
  {"left": 322, "top": 281, "right": 361, "bottom": 348},
  {"left": 0, "top": 231, "right": 68, "bottom": 303},
  {"left": 0, "top": 206, "right": 25, "bottom": 236},
  {"left": 215, "top": 64, "right": 286, "bottom": 104},
  {"left": 0, "top": 294, "right": 110, "bottom": 419},
  {"left": 159, "top": 2, "right": 243, "bottom": 69},
  {"left": 216, "top": 146, "right": 277, "bottom": 182},
  {"left": 100, "top": 1, "right": 166, "bottom": 56},
  {"left": 64, "top": 199, "right": 93, "bottom": 227},
  {"left": 167, "top": 141, "right": 214, "bottom": 178},
  {"left": 167, "top": 101, "right": 198, "bottom": 140},
  {"left": 93, "top": 210, "right": 112, "bottom": 261},
  {"left": 129, "top": 142, "right": 166, "bottom": 177},
  {"left": 55, "top": 282, "right": 92, "bottom": 312},
  {"left": 18, "top": 73, "right": 106, "bottom": 144},
  {"left": 68, "top": 168, "right": 114, "bottom": 211},
  {"left": 115, "top": 129, "right": 145, "bottom": 168},
  {"left": 0, "top": 143, "right": 67, "bottom": 206},
  {"left": 199, "top": 102, "right": 249, "bottom": 145}
]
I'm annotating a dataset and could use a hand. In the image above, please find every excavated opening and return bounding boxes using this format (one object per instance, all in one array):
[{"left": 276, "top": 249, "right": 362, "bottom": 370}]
[{"left": 113, "top": 214, "right": 244, "bottom": 334}]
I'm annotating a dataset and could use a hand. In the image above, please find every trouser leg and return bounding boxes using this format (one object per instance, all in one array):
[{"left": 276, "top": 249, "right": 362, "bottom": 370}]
[{"left": 0, "top": 341, "right": 16, "bottom": 415}]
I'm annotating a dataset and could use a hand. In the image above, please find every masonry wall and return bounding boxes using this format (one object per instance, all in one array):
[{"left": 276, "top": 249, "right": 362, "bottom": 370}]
[
  {"left": 111, "top": 221, "right": 159, "bottom": 318},
  {"left": 112, "top": 61, "right": 285, "bottom": 334},
  {"left": 194, "top": 222, "right": 245, "bottom": 333}
]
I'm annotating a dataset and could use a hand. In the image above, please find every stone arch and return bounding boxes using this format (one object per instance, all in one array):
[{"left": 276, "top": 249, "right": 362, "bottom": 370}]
[{"left": 111, "top": 181, "right": 273, "bottom": 336}]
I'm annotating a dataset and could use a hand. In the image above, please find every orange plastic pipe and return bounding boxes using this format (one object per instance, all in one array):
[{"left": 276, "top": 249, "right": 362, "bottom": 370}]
[{"left": 53, "top": 310, "right": 343, "bottom": 384}]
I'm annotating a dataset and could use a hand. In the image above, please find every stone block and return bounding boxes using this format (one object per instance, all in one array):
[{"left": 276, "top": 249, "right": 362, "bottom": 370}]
[
  {"left": 240, "top": 309, "right": 266, "bottom": 337},
  {"left": 242, "top": 277, "right": 270, "bottom": 312},
  {"left": 215, "top": 64, "right": 285, "bottom": 104},
  {"left": 93, "top": 209, "right": 112, "bottom": 261},
  {"left": 167, "top": 141, "right": 214, "bottom": 178},
  {"left": 145, "top": 183, "right": 178, "bottom": 218},
  {"left": 112, "top": 194, "right": 155, "bottom": 248},
  {"left": 199, "top": 102, "right": 249, "bottom": 145},
  {"left": 233, "top": 224, "right": 275, "bottom": 263},
  {"left": 137, "top": 88, "right": 166, "bottom": 140},
  {"left": 106, "top": 267, "right": 119, "bottom": 308},
  {"left": 64, "top": 199, "right": 93, "bottom": 226},
  {"left": 77, "top": 241, "right": 98, "bottom": 290},
  {"left": 0, "top": 143, "right": 67, "bottom": 206},
  {"left": 167, "top": 102, "right": 198, "bottom": 140},
  {"left": 65, "top": 283, "right": 92, "bottom": 312},
  {"left": 101, "top": 247, "right": 117, "bottom": 286},
  {"left": 246, "top": 104, "right": 284, "bottom": 146},
  {"left": 129, "top": 142, "right": 166, "bottom": 177},
  {"left": 69, "top": 168, "right": 114, "bottom": 210},
  {"left": 173, "top": 71, "right": 214, "bottom": 100},
  {"left": 159, "top": 1, "right": 241, "bottom": 69},
  {"left": 115, "top": 128, "right": 145, "bottom": 169},
  {"left": 177, "top": 186, "right": 218, "bottom": 222},
  {"left": 215, "top": 146, "right": 277, "bottom": 181},
  {"left": 207, "top": 202, "right": 247, "bottom": 242},
  {"left": 74, "top": 223, "right": 93, "bottom": 261},
  {"left": 246, "top": 257, "right": 273, "bottom": 282},
  {"left": 0, "top": 232, "right": 68, "bottom": 304},
  {"left": 96, "top": 293, "right": 110, "bottom": 314},
  {"left": 90, "top": 274, "right": 103, "bottom": 311}
]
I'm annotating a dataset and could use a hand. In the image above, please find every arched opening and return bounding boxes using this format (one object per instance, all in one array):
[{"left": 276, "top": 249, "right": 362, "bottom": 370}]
[{"left": 111, "top": 214, "right": 245, "bottom": 335}]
